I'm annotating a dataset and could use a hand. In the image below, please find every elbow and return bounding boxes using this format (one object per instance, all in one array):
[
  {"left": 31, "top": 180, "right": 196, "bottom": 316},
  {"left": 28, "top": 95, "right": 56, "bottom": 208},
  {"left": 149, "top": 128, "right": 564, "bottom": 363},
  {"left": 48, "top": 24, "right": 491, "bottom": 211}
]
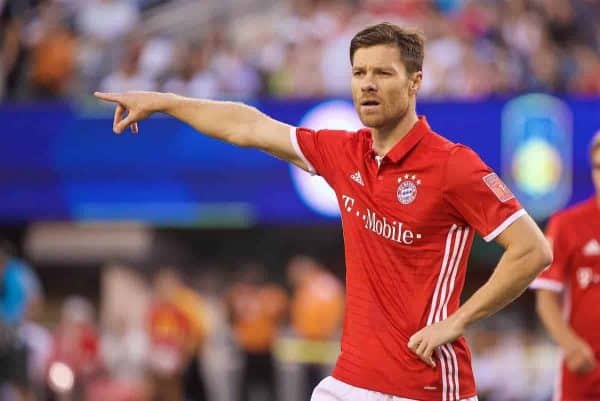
[
  {"left": 532, "top": 240, "right": 553, "bottom": 274},
  {"left": 225, "top": 129, "right": 254, "bottom": 148},
  {"left": 540, "top": 241, "right": 554, "bottom": 271},
  {"left": 230, "top": 107, "right": 264, "bottom": 148}
]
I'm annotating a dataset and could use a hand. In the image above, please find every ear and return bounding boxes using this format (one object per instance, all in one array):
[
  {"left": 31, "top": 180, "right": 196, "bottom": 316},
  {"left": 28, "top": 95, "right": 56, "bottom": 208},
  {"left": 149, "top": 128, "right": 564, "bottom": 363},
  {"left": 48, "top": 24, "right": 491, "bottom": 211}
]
[{"left": 410, "top": 71, "right": 423, "bottom": 95}]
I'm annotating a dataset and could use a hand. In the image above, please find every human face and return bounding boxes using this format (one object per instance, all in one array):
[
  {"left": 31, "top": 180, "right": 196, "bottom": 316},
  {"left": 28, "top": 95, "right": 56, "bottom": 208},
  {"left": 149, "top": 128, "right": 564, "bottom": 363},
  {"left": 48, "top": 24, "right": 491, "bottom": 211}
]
[
  {"left": 351, "top": 45, "right": 419, "bottom": 129},
  {"left": 591, "top": 146, "right": 600, "bottom": 196}
]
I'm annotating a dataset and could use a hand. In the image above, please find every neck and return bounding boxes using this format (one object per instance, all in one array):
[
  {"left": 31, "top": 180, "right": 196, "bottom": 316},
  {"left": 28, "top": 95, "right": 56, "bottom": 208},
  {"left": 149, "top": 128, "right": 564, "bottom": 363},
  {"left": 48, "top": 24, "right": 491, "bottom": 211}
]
[{"left": 371, "top": 108, "right": 419, "bottom": 156}]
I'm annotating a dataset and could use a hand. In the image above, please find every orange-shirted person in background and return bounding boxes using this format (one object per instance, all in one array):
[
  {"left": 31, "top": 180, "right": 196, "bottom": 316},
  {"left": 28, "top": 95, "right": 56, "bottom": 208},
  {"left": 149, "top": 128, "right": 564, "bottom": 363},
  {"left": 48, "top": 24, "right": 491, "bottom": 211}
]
[
  {"left": 147, "top": 268, "right": 208, "bottom": 401},
  {"left": 288, "top": 255, "right": 344, "bottom": 401},
  {"left": 227, "top": 263, "right": 287, "bottom": 401}
]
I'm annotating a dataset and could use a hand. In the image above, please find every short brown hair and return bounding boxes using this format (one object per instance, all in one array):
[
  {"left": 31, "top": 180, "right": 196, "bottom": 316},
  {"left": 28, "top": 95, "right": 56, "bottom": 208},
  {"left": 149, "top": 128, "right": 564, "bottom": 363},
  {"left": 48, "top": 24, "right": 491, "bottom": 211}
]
[{"left": 349, "top": 22, "right": 425, "bottom": 73}]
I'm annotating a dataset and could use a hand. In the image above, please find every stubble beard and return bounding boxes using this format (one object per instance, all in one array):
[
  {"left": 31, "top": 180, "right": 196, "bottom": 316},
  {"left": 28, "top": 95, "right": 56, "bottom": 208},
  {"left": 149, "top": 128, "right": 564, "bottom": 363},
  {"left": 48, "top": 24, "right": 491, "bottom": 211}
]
[{"left": 361, "top": 102, "right": 409, "bottom": 131}]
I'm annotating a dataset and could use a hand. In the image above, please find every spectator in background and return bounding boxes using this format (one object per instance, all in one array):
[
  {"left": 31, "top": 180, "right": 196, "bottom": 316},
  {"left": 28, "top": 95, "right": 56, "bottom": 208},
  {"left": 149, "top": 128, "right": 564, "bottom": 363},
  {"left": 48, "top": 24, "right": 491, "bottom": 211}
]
[
  {"left": 287, "top": 256, "right": 344, "bottom": 401},
  {"left": 0, "top": 241, "right": 41, "bottom": 401},
  {"left": 209, "top": 35, "right": 261, "bottom": 100},
  {"left": 162, "top": 42, "right": 219, "bottom": 99},
  {"left": 20, "top": 321, "right": 51, "bottom": 401},
  {"left": 138, "top": 35, "right": 176, "bottom": 83},
  {"left": 0, "top": 0, "right": 27, "bottom": 101},
  {"left": 90, "top": 313, "right": 151, "bottom": 401},
  {"left": 226, "top": 263, "right": 287, "bottom": 401},
  {"left": 76, "top": 0, "right": 138, "bottom": 43},
  {"left": 468, "top": 322, "right": 538, "bottom": 401},
  {"left": 568, "top": 45, "right": 600, "bottom": 95},
  {"left": 17, "top": 248, "right": 51, "bottom": 401},
  {"left": 138, "top": 0, "right": 170, "bottom": 12},
  {"left": 96, "top": 265, "right": 151, "bottom": 401},
  {"left": 147, "top": 267, "right": 208, "bottom": 401},
  {"left": 525, "top": 40, "right": 564, "bottom": 93},
  {"left": 4, "top": 0, "right": 600, "bottom": 102},
  {"left": 541, "top": 0, "right": 580, "bottom": 47},
  {"left": 171, "top": 269, "right": 210, "bottom": 401},
  {"left": 100, "top": 38, "right": 157, "bottom": 93},
  {"left": 28, "top": 2, "right": 77, "bottom": 98},
  {"left": 46, "top": 296, "right": 100, "bottom": 401}
]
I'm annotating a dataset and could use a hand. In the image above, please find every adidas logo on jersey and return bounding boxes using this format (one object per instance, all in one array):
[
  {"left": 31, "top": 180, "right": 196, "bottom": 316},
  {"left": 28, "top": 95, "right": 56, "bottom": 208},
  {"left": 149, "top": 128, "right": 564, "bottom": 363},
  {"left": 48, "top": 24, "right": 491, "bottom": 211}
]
[
  {"left": 583, "top": 239, "right": 600, "bottom": 256},
  {"left": 350, "top": 171, "right": 364, "bottom": 186}
]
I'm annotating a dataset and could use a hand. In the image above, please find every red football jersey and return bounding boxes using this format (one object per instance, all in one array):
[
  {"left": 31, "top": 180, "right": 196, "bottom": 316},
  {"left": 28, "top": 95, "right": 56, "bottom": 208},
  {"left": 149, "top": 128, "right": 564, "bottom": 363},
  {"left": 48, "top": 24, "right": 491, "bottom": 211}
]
[
  {"left": 291, "top": 117, "right": 524, "bottom": 401},
  {"left": 531, "top": 197, "right": 600, "bottom": 401}
]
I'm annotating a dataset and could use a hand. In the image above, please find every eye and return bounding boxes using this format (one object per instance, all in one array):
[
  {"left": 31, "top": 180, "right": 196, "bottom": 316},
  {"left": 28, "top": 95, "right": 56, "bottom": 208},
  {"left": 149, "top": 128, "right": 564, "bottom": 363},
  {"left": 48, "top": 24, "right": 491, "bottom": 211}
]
[{"left": 352, "top": 70, "right": 365, "bottom": 77}]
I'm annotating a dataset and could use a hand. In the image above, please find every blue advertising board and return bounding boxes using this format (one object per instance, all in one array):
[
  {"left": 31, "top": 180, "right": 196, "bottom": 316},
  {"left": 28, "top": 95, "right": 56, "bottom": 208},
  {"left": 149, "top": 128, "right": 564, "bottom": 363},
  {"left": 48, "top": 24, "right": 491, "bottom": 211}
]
[{"left": 1, "top": 95, "right": 598, "bottom": 225}]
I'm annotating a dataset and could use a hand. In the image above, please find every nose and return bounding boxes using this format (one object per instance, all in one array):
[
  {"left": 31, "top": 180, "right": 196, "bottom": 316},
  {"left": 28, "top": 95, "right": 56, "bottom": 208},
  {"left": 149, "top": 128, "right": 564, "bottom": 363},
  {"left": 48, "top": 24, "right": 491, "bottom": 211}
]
[{"left": 361, "top": 75, "right": 377, "bottom": 92}]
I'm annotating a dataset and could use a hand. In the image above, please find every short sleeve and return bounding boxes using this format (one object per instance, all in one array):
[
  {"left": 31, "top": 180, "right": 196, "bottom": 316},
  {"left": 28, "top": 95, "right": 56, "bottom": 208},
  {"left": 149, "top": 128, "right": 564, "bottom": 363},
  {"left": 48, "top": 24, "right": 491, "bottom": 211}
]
[
  {"left": 443, "top": 145, "right": 526, "bottom": 242},
  {"left": 290, "top": 127, "right": 354, "bottom": 182},
  {"left": 530, "top": 215, "right": 568, "bottom": 292}
]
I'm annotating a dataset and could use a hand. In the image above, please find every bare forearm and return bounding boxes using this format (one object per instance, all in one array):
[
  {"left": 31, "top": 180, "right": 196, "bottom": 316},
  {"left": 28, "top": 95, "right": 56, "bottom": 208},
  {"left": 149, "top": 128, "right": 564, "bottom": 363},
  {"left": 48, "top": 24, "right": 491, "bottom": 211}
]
[
  {"left": 159, "top": 93, "right": 265, "bottom": 147},
  {"left": 408, "top": 217, "right": 552, "bottom": 365},
  {"left": 453, "top": 247, "right": 548, "bottom": 327},
  {"left": 537, "top": 291, "right": 578, "bottom": 349}
]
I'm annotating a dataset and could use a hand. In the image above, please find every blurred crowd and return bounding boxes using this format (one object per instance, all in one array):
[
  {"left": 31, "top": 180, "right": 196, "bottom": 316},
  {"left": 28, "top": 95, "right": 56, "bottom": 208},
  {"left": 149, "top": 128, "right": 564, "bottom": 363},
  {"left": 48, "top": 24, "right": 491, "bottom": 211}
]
[
  {"left": 0, "top": 242, "right": 349, "bottom": 401},
  {"left": 1, "top": 0, "right": 600, "bottom": 104},
  {"left": 0, "top": 239, "right": 559, "bottom": 401}
]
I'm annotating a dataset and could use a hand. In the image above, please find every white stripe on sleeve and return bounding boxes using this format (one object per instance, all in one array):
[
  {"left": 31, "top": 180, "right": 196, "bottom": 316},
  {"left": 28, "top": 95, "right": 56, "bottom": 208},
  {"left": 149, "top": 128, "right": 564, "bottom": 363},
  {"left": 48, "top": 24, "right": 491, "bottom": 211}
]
[
  {"left": 289, "top": 126, "right": 316, "bottom": 175},
  {"left": 483, "top": 209, "right": 527, "bottom": 242},
  {"left": 530, "top": 278, "right": 564, "bottom": 293}
]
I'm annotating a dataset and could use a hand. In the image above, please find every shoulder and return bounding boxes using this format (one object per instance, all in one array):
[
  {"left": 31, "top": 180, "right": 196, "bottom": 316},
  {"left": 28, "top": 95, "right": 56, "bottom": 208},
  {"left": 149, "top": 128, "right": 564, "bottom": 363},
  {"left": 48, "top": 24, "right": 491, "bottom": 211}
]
[
  {"left": 419, "top": 131, "right": 480, "bottom": 163},
  {"left": 313, "top": 127, "right": 371, "bottom": 154},
  {"left": 551, "top": 198, "right": 597, "bottom": 227},
  {"left": 448, "top": 143, "right": 484, "bottom": 165},
  {"left": 327, "top": 128, "right": 368, "bottom": 142},
  {"left": 296, "top": 127, "right": 366, "bottom": 147},
  {"left": 297, "top": 127, "right": 363, "bottom": 137},
  {"left": 430, "top": 138, "right": 488, "bottom": 186}
]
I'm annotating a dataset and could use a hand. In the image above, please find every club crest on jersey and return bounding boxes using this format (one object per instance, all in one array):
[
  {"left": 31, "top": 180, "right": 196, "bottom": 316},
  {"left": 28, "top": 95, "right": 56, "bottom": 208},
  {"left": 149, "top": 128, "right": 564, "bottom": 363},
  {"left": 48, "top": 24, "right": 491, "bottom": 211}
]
[{"left": 397, "top": 174, "right": 421, "bottom": 205}]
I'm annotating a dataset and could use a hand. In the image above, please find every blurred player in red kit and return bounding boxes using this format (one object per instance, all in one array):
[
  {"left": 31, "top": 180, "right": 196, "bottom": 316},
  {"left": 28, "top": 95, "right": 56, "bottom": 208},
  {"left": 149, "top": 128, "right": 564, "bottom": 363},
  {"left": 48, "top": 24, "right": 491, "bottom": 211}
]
[
  {"left": 532, "top": 132, "right": 600, "bottom": 401},
  {"left": 95, "top": 22, "right": 551, "bottom": 401}
]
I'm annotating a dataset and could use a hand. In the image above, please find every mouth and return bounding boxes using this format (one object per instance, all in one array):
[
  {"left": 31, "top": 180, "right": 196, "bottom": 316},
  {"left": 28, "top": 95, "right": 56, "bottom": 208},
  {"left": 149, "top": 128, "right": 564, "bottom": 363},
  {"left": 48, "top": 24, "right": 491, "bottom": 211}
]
[
  {"left": 360, "top": 99, "right": 381, "bottom": 107},
  {"left": 360, "top": 100, "right": 381, "bottom": 113}
]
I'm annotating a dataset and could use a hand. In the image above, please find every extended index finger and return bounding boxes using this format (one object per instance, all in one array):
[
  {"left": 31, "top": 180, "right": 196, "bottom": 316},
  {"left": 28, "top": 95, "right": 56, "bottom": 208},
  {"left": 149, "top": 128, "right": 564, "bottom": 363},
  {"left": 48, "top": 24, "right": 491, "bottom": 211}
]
[{"left": 94, "top": 91, "right": 121, "bottom": 103}]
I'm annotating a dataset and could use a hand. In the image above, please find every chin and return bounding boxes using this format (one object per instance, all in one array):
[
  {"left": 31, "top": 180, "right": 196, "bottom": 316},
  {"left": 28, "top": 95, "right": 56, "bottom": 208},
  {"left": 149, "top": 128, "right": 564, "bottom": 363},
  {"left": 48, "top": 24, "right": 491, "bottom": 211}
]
[{"left": 359, "top": 114, "right": 386, "bottom": 128}]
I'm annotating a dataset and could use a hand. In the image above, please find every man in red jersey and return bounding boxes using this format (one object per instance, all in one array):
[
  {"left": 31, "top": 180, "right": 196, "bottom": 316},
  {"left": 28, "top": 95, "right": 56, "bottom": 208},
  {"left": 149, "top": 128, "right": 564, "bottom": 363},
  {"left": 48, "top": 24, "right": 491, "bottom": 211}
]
[
  {"left": 94, "top": 22, "right": 552, "bottom": 401},
  {"left": 532, "top": 132, "right": 600, "bottom": 401}
]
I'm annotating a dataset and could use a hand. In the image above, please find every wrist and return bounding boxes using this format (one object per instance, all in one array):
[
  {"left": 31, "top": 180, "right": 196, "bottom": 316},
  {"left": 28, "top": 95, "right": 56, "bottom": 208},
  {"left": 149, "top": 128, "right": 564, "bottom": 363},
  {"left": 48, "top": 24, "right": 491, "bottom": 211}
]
[
  {"left": 561, "top": 332, "right": 584, "bottom": 351},
  {"left": 448, "top": 312, "right": 468, "bottom": 334},
  {"left": 450, "top": 309, "right": 472, "bottom": 331},
  {"left": 158, "top": 92, "right": 180, "bottom": 114}
]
